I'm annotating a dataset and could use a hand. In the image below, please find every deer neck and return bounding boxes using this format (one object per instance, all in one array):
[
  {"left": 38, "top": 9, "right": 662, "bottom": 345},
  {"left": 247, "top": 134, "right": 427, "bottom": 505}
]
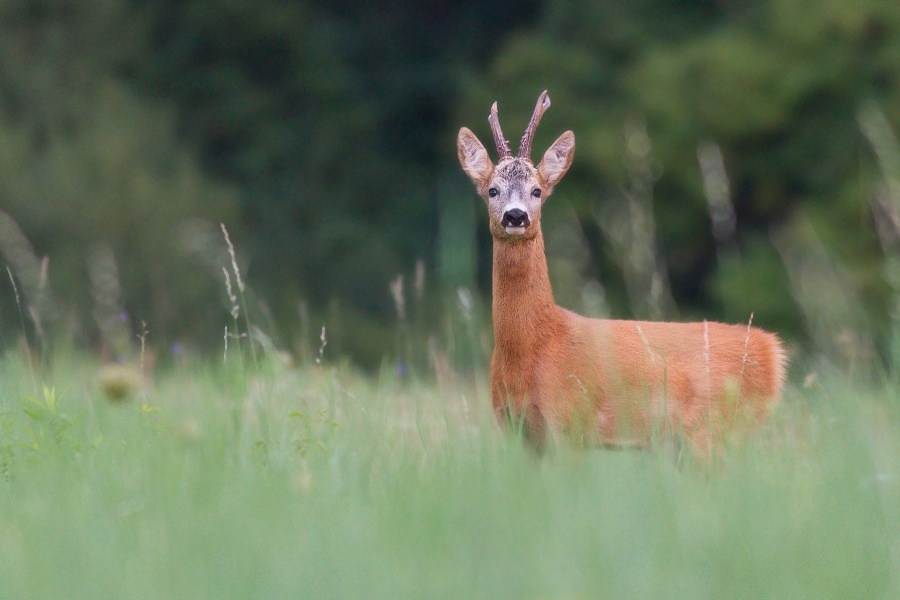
[{"left": 492, "top": 227, "right": 557, "bottom": 355}]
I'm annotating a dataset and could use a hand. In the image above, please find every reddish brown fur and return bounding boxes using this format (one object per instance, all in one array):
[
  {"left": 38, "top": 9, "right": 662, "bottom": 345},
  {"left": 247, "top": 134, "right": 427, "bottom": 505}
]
[
  {"left": 491, "top": 227, "right": 786, "bottom": 455},
  {"left": 459, "top": 93, "right": 787, "bottom": 456}
]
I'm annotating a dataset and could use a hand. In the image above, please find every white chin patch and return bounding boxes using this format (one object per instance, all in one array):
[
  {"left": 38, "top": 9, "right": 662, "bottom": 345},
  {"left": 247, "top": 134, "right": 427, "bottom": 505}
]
[{"left": 504, "top": 226, "right": 527, "bottom": 235}]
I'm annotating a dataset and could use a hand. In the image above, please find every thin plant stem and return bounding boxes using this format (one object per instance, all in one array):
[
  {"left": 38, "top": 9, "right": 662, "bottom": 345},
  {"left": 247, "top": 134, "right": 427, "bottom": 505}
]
[
  {"left": 7, "top": 266, "right": 38, "bottom": 394},
  {"left": 221, "top": 224, "right": 259, "bottom": 373}
]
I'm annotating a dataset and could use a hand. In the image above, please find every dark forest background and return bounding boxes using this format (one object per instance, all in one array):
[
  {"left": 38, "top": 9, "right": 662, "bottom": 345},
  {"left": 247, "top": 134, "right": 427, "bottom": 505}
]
[{"left": 1, "top": 0, "right": 899, "bottom": 372}]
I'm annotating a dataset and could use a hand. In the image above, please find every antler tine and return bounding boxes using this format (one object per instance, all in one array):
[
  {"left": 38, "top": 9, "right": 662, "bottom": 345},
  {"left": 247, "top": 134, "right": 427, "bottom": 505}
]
[
  {"left": 518, "top": 90, "right": 551, "bottom": 160},
  {"left": 488, "top": 101, "right": 513, "bottom": 160}
]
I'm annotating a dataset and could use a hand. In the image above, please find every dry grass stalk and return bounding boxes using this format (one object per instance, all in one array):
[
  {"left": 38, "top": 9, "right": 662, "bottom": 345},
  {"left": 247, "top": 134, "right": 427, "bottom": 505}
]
[
  {"left": 697, "top": 141, "right": 739, "bottom": 266},
  {"left": 7, "top": 266, "right": 38, "bottom": 393},
  {"left": 86, "top": 243, "right": 130, "bottom": 360},
  {"left": 596, "top": 115, "right": 675, "bottom": 320},
  {"left": 859, "top": 103, "right": 900, "bottom": 369},
  {"left": 773, "top": 217, "right": 872, "bottom": 375},
  {"left": 0, "top": 209, "right": 53, "bottom": 348}
]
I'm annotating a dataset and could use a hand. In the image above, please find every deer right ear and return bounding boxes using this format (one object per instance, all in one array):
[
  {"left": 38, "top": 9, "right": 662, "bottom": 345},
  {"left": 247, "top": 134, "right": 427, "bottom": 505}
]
[{"left": 457, "top": 127, "right": 494, "bottom": 189}]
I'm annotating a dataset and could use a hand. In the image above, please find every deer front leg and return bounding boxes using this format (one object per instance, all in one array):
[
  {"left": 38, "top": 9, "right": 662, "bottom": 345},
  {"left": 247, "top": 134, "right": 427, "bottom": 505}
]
[{"left": 493, "top": 390, "right": 549, "bottom": 453}]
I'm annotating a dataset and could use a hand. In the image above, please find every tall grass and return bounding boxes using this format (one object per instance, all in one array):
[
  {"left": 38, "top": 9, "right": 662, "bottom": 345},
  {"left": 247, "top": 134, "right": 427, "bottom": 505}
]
[
  {"left": 0, "top": 226, "right": 896, "bottom": 597},
  {"left": 0, "top": 349, "right": 896, "bottom": 599}
]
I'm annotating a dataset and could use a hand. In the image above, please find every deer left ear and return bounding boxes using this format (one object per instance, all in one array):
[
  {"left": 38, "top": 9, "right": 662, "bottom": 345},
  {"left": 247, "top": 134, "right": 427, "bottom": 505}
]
[{"left": 538, "top": 131, "right": 575, "bottom": 189}]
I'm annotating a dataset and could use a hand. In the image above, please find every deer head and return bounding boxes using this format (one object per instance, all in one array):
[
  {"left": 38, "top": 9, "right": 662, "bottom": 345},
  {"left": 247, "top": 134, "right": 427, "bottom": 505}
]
[{"left": 457, "top": 91, "right": 575, "bottom": 241}]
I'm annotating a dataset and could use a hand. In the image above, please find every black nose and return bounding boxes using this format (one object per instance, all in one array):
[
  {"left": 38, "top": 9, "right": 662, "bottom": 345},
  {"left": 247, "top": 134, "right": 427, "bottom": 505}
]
[{"left": 502, "top": 208, "right": 530, "bottom": 228}]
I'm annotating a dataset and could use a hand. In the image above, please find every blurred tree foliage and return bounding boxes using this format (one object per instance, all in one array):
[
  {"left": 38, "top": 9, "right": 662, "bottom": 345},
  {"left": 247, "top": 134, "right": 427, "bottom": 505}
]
[
  {"left": 1, "top": 0, "right": 899, "bottom": 369},
  {"left": 460, "top": 0, "right": 900, "bottom": 366},
  {"left": 0, "top": 0, "right": 239, "bottom": 354},
  {"left": 126, "top": 0, "right": 539, "bottom": 363}
]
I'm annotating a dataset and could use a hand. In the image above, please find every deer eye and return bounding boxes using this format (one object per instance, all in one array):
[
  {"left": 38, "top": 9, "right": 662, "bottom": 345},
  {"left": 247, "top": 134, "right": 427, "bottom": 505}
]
[
  {"left": 532, "top": 188, "right": 542, "bottom": 198},
  {"left": 488, "top": 188, "right": 499, "bottom": 198}
]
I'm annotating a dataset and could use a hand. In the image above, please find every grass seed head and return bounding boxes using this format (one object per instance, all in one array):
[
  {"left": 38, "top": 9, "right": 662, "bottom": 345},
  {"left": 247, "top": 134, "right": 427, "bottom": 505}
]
[{"left": 97, "top": 363, "right": 143, "bottom": 403}]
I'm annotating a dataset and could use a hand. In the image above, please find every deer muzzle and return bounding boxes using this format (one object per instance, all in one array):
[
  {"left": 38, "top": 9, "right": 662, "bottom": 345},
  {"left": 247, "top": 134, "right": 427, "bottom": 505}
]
[{"left": 501, "top": 208, "right": 530, "bottom": 233}]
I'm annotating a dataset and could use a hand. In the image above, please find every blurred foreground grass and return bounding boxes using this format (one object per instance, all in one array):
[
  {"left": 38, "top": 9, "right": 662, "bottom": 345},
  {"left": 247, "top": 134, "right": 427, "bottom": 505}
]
[{"left": 0, "top": 353, "right": 897, "bottom": 599}]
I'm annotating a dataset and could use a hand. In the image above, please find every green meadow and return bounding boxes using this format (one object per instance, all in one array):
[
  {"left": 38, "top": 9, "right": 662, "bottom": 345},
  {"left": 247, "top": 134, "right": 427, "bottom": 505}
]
[
  {"left": 0, "top": 352, "right": 896, "bottom": 599},
  {"left": 3, "top": 2, "right": 900, "bottom": 598}
]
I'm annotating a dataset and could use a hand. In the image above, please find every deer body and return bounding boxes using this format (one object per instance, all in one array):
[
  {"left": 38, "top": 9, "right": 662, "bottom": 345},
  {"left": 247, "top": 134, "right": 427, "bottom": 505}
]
[{"left": 459, "top": 92, "right": 786, "bottom": 455}]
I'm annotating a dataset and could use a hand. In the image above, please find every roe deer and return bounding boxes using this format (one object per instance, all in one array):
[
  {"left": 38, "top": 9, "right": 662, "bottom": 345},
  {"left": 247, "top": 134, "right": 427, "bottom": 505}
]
[{"left": 457, "top": 91, "right": 787, "bottom": 457}]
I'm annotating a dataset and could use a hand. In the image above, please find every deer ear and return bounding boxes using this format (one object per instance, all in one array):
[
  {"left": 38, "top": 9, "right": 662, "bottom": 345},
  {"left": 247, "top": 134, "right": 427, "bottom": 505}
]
[
  {"left": 457, "top": 127, "right": 494, "bottom": 188},
  {"left": 538, "top": 131, "right": 575, "bottom": 189}
]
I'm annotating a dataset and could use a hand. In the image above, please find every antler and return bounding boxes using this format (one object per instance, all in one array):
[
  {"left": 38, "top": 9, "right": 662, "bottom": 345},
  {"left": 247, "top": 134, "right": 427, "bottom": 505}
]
[
  {"left": 518, "top": 90, "right": 551, "bottom": 160},
  {"left": 488, "top": 101, "right": 512, "bottom": 160}
]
